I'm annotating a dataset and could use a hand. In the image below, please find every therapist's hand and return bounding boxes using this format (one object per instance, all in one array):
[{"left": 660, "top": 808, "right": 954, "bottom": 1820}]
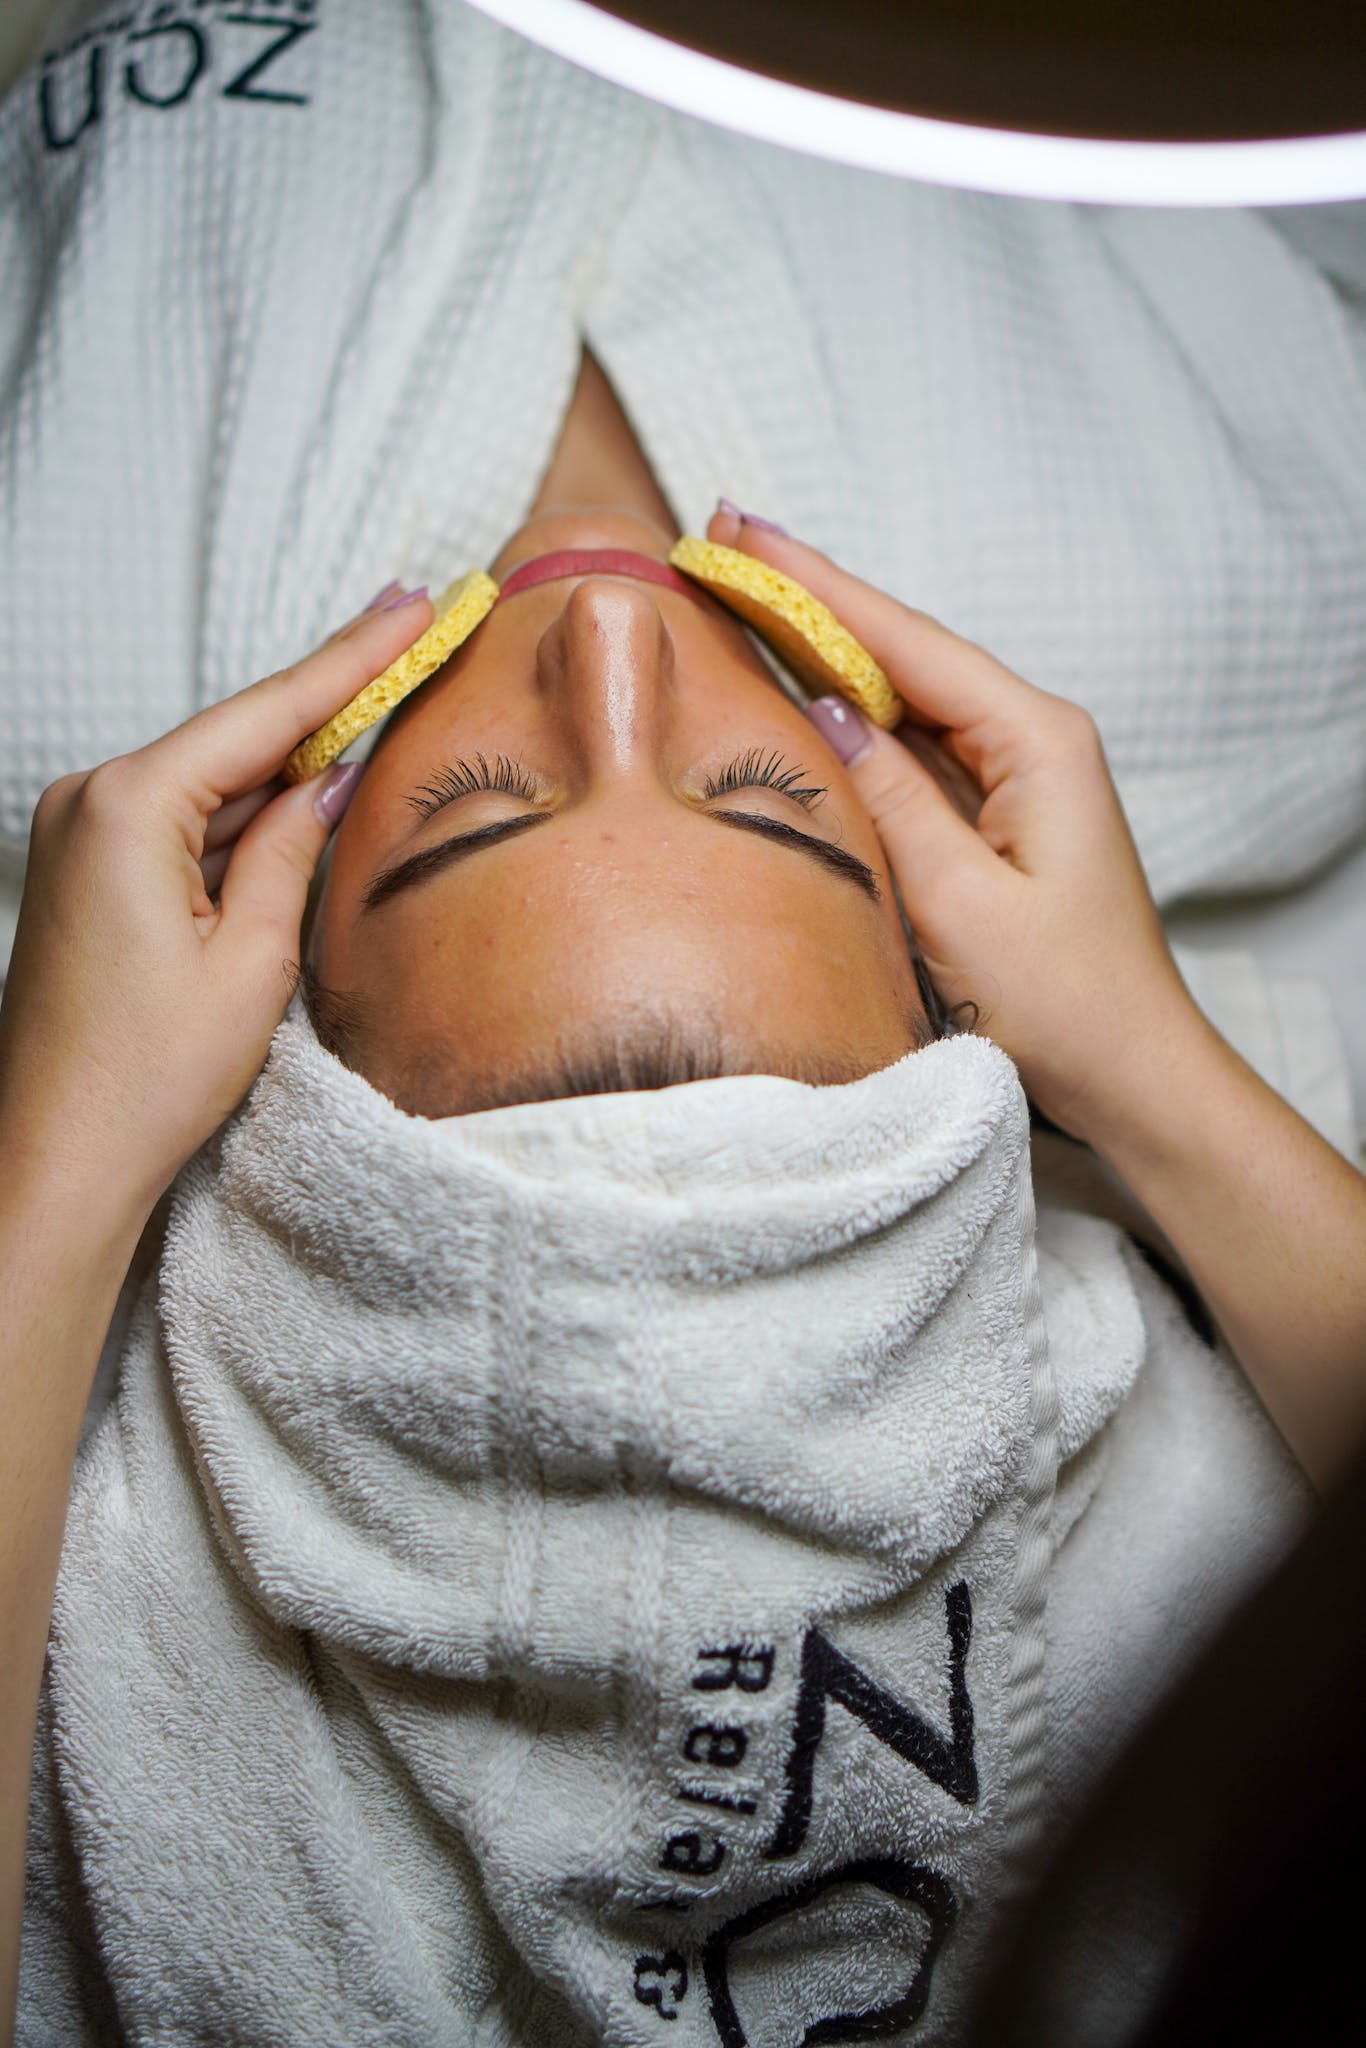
[
  {"left": 707, "top": 507, "right": 1193, "bottom": 1145},
  {"left": 0, "top": 590, "right": 433, "bottom": 1225}
]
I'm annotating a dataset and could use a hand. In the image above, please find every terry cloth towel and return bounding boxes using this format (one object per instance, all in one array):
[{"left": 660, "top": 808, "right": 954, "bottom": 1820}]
[
  {"left": 21, "top": 1008, "right": 1305, "bottom": 2046},
  {"left": 4, "top": 1, "right": 1366, "bottom": 952}
]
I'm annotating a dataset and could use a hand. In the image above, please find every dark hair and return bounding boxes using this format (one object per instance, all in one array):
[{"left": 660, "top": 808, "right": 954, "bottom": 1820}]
[
  {"left": 291, "top": 916, "right": 977, "bottom": 1117},
  {"left": 910, "top": 944, "right": 979, "bottom": 1045}
]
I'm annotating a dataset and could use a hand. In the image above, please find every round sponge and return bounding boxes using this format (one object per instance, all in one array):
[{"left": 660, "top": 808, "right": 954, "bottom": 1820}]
[
  {"left": 282, "top": 570, "right": 501, "bottom": 785},
  {"left": 667, "top": 536, "right": 901, "bottom": 730}
]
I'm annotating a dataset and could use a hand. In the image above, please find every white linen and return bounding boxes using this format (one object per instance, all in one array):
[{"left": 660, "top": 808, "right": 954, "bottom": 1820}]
[
  {"left": 20, "top": 1003, "right": 1303, "bottom": 2044},
  {"left": 1167, "top": 849, "right": 1366, "bottom": 1163}
]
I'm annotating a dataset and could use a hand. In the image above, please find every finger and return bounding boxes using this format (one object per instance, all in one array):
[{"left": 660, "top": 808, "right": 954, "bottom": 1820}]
[
  {"left": 899, "top": 726, "right": 983, "bottom": 829},
  {"left": 201, "top": 782, "right": 286, "bottom": 893},
  {"left": 214, "top": 763, "right": 360, "bottom": 974},
  {"left": 139, "top": 592, "right": 433, "bottom": 801},
  {"left": 805, "top": 695, "right": 1001, "bottom": 901},
  {"left": 202, "top": 780, "right": 282, "bottom": 854},
  {"left": 705, "top": 506, "right": 1061, "bottom": 769}
]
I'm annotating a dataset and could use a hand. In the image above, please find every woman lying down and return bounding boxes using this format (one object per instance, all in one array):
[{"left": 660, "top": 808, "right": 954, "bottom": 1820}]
[{"left": 3, "top": 500, "right": 1365, "bottom": 2048}]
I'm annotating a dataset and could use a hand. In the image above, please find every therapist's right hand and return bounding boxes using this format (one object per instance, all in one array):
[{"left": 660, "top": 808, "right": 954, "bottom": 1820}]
[
  {"left": 0, "top": 590, "right": 432, "bottom": 1228},
  {"left": 707, "top": 506, "right": 1194, "bottom": 1146}
]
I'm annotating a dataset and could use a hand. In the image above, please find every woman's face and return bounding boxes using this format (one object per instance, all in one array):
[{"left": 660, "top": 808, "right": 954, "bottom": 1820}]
[{"left": 309, "top": 508, "right": 925, "bottom": 1112}]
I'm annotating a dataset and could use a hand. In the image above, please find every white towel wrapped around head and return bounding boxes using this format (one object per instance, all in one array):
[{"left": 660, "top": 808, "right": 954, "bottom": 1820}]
[{"left": 21, "top": 998, "right": 1298, "bottom": 2044}]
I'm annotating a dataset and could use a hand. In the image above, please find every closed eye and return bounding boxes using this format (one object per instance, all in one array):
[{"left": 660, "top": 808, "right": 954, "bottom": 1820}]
[
  {"left": 405, "top": 748, "right": 828, "bottom": 824},
  {"left": 699, "top": 748, "right": 827, "bottom": 811},
  {"left": 406, "top": 752, "right": 541, "bottom": 819}
]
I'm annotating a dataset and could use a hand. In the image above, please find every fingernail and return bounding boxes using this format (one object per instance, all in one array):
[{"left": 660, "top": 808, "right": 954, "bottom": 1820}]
[
  {"left": 313, "top": 760, "right": 362, "bottom": 826},
  {"left": 363, "top": 580, "right": 403, "bottom": 612},
  {"left": 807, "top": 694, "right": 872, "bottom": 767},
  {"left": 381, "top": 584, "right": 428, "bottom": 611},
  {"left": 716, "top": 498, "right": 788, "bottom": 537}
]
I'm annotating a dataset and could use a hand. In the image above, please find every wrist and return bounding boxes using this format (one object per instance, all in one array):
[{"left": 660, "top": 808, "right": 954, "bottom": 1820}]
[
  {"left": 1065, "top": 986, "right": 1231, "bottom": 1176},
  {"left": 0, "top": 1109, "right": 159, "bottom": 1269}
]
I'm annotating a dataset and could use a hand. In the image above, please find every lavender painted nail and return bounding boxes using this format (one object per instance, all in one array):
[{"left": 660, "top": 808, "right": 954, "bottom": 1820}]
[
  {"left": 314, "top": 761, "right": 362, "bottom": 826},
  {"left": 807, "top": 694, "right": 873, "bottom": 767},
  {"left": 715, "top": 497, "right": 788, "bottom": 537},
  {"left": 381, "top": 584, "right": 428, "bottom": 610},
  {"left": 363, "top": 580, "right": 403, "bottom": 612}
]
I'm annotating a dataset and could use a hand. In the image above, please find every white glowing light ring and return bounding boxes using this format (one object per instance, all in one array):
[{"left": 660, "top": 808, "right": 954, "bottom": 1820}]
[{"left": 466, "top": 0, "right": 1366, "bottom": 206}]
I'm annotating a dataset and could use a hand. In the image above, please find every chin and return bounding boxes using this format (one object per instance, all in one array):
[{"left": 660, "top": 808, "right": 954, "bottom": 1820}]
[{"left": 494, "top": 504, "right": 677, "bottom": 573}]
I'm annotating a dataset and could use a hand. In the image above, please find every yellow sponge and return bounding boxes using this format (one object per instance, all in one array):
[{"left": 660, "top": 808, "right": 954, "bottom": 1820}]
[
  {"left": 282, "top": 571, "right": 501, "bottom": 785},
  {"left": 668, "top": 536, "right": 901, "bottom": 730}
]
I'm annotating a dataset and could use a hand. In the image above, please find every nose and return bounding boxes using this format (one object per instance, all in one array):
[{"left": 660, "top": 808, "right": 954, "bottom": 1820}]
[{"left": 540, "top": 577, "right": 677, "bottom": 781}]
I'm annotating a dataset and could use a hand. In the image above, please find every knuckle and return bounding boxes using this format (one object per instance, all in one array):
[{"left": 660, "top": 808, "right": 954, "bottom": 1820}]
[
  {"left": 250, "top": 835, "right": 315, "bottom": 896},
  {"left": 859, "top": 758, "right": 922, "bottom": 828},
  {"left": 32, "top": 773, "right": 82, "bottom": 825},
  {"left": 280, "top": 838, "right": 316, "bottom": 886},
  {"left": 31, "top": 766, "right": 122, "bottom": 838},
  {"left": 75, "top": 758, "right": 137, "bottom": 814},
  {"left": 1054, "top": 697, "right": 1103, "bottom": 749},
  {"left": 898, "top": 600, "right": 943, "bottom": 634}
]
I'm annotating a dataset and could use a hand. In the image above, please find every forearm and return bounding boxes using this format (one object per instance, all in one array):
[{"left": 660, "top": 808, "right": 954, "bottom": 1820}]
[
  {"left": 1078, "top": 994, "right": 1366, "bottom": 1497},
  {"left": 0, "top": 1147, "right": 148, "bottom": 2046}
]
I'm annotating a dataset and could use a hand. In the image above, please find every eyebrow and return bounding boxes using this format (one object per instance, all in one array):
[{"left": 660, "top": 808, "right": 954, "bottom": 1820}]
[{"left": 360, "top": 806, "right": 881, "bottom": 914}]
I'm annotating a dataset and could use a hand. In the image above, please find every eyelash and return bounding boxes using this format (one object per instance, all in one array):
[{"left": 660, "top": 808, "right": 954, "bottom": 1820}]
[
  {"left": 406, "top": 753, "right": 540, "bottom": 818},
  {"left": 406, "top": 747, "right": 827, "bottom": 819},
  {"left": 700, "top": 748, "right": 826, "bottom": 810}
]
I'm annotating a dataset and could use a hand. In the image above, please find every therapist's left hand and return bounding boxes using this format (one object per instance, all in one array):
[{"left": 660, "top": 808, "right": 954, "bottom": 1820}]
[{"left": 0, "top": 590, "right": 433, "bottom": 1226}]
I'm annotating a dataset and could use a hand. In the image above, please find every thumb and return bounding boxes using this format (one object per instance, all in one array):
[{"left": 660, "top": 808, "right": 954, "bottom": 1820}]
[
  {"left": 806, "top": 695, "right": 998, "bottom": 902},
  {"left": 215, "top": 760, "right": 359, "bottom": 968}
]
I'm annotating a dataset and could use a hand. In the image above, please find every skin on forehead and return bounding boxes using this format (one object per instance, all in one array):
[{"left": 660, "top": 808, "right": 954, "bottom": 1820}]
[{"left": 307, "top": 510, "right": 925, "bottom": 1112}]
